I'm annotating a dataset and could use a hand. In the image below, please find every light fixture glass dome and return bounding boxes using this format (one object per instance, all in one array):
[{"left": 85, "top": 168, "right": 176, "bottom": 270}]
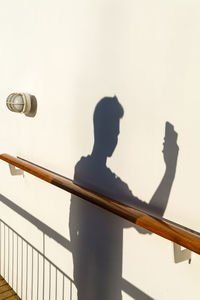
[{"left": 6, "top": 93, "right": 32, "bottom": 114}]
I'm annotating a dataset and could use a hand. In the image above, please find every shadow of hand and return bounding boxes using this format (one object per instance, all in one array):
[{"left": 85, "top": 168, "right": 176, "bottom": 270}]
[{"left": 163, "top": 122, "right": 179, "bottom": 170}]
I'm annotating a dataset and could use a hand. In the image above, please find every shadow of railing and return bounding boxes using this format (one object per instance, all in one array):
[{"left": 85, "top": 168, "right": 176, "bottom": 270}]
[{"left": 0, "top": 193, "right": 154, "bottom": 299}]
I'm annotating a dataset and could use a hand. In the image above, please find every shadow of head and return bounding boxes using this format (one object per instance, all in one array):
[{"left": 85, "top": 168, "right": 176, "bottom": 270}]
[{"left": 93, "top": 96, "right": 124, "bottom": 157}]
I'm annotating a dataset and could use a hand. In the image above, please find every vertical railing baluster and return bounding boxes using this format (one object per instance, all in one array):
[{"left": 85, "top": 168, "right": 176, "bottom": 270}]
[
  {"left": 49, "top": 263, "right": 51, "bottom": 300},
  {"left": 4, "top": 223, "right": 5, "bottom": 278},
  {"left": 16, "top": 235, "right": 19, "bottom": 294},
  {"left": 21, "top": 239, "right": 23, "bottom": 298},
  {"left": 7, "top": 228, "right": 10, "bottom": 283},
  {"left": 62, "top": 274, "right": 65, "bottom": 300},
  {"left": 43, "top": 233, "right": 45, "bottom": 300},
  {"left": 55, "top": 269, "right": 57, "bottom": 300},
  {"left": 70, "top": 280, "right": 72, "bottom": 300},
  {"left": 31, "top": 248, "right": 34, "bottom": 300},
  {"left": 43, "top": 258, "right": 45, "bottom": 300},
  {"left": 37, "top": 252, "right": 39, "bottom": 300},
  {"left": 12, "top": 231, "right": 14, "bottom": 288},
  {"left": 26, "top": 243, "right": 28, "bottom": 300}
]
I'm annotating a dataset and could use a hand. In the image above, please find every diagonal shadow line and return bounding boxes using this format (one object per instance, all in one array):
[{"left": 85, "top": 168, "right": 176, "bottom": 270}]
[
  {"left": 122, "top": 278, "right": 155, "bottom": 300},
  {"left": 0, "top": 194, "right": 71, "bottom": 252},
  {"left": 0, "top": 193, "right": 155, "bottom": 299}
]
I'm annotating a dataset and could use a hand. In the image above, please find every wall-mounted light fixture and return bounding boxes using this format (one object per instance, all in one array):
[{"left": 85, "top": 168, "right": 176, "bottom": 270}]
[{"left": 6, "top": 93, "right": 32, "bottom": 115}]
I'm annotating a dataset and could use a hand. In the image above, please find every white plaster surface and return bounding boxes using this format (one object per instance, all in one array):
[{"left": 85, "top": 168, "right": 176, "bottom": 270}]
[{"left": 0, "top": 1, "right": 200, "bottom": 299}]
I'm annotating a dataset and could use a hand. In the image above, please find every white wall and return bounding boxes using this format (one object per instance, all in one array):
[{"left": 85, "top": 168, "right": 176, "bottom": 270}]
[{"left": 0, "top": 0, "right": 200, "bottom": 299}]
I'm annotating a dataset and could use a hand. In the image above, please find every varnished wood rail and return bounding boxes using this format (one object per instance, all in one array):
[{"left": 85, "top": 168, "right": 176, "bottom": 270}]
[{"left": 0, "top": 153, "right": 200, "bottom": 255}]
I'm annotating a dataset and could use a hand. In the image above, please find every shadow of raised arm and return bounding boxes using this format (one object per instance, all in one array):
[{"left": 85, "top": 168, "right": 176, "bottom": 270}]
[
  {"left": 148, "top": 122, "right": 179, "bottom": 217},
  {"left": 132, "top": 121, "right": 179, "bottom": 234}
]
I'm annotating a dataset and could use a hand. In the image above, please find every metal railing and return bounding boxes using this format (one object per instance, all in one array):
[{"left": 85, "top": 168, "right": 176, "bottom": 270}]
[
  {"left": 0, "top": 219, "right": 74, "bottom": 300},
  {"left": 0, "top": 193, "right": 154, "bottom": 300}
]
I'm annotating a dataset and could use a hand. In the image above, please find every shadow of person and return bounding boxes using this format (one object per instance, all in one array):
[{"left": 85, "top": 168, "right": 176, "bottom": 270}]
[{"left": 69, "top": 96, "right": 179, "bottom": 300}]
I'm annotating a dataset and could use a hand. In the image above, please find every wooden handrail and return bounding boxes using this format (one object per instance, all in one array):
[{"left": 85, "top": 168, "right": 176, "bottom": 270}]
[{"left": 0, "top": 153, "right": 200, "bottom": 254}]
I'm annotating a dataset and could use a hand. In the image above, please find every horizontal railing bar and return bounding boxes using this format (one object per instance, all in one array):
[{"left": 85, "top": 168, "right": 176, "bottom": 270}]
[
  {"left": 17, "top": 156, "right": 72, "bottom": 181},
  {"left": 1, "top": 153, "right": 200, "bottom": 254}
]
